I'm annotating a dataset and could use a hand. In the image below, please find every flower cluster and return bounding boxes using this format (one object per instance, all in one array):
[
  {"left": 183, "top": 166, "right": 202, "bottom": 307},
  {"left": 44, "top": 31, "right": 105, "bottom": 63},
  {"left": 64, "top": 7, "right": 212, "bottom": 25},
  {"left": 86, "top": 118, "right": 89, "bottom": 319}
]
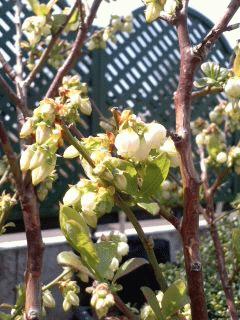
[
  {"left": 63, "top": 179, "right": 115, "bottom": 228},
  {"left": 157, "top": 179, "right": 183, "bottom": 207},
  {"left": 97, "top": 231, "right": 129, "bottom": 280},
  {"left": 19, "top": 76, "right": 92, "bottom": 187},
  {"left": 145, "top": 0, "right": 180, "bottom": 23},
  {"left": 59, "top": 278, "right": 80, "bottom": 312},
  {"left": 88, "top": 15, "right": 133, "bottom": 50},
  {"left": 88, "top": 282, "right": 115, "bottom": 319}
]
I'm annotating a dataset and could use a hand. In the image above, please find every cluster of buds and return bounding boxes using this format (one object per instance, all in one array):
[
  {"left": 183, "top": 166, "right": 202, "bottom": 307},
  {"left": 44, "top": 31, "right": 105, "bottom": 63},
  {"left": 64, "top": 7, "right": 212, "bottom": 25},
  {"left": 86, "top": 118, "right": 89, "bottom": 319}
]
[
  {"left": 22, "top": 15, "right": 51, "bottom": 46},
  {"left": 88, "top": 15, "right": 133, "bottom": 50},
  {"left": 158, "top": 179, "right": 183, "bottom": 206},
  {"left": 114, "top": 110, "right": 179, "bottom": 165},
  {"left": 97, "top": 231, "right": 129, "bottom": 280},
  {"left": 63, "top": 179, "right": 115, "bottom": 228},
  {"left": 37, "top": 171, "right": 57, "bottom": 201},
  {"left": 88, "top": 282, "right": 115, "bottom": 319},
  {"left": 0, "top": 192, "right": 16, "bottom": 234},
  {"left": 145, "top": 0, "right": 180, "bottom": 23},
  {"left": 59, "top": 279, "right": 80, "bottom": 312},
  {"left": 19, "top": 76, "right": 92, "bottom": 186},
  {"left": 47, "top": 39, "right": 72, "bottom": 69}
]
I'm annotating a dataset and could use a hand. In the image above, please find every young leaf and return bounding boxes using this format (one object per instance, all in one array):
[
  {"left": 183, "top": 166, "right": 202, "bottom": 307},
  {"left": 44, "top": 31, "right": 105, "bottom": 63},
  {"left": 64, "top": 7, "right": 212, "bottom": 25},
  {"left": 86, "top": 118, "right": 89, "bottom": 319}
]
[
  {"left": 161, "top": 279, "right": 189, "bottom": 318},
  {"left": 59, "top": 205, "right": 99, "bottom": 270},
  {"left": 233, "top": 47, "right": 240, "bottom": 77},
  {"left": 57, "top": 251, "right": 90, "bottom": 275},
  {"left": 113, "top": 258, "right": 149, "bottom": 282},
  {"left": 137, "top": 200, "right": 160, "bottom": 215},
  {"left": 141, "top": 286, "right": 163, "bottom": 320},
  {"left": 26, "top": 0, "right": 41, "bottom": 15},
  {"left": 141, "top": 154, "right": 170, "bottom": 196},
  {"left": 94, "top": 241, "right": 118, "bottom": 279},
  {"left": 232, "top": 228, "right": 240, "bottom": 264}
]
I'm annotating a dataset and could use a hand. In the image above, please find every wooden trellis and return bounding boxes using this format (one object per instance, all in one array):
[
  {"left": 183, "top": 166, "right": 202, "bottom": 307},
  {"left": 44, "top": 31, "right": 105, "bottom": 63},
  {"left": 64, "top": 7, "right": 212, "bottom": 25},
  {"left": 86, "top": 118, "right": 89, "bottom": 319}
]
[{"left": 0, "top": 3, "right": 232, "bottom": 220}]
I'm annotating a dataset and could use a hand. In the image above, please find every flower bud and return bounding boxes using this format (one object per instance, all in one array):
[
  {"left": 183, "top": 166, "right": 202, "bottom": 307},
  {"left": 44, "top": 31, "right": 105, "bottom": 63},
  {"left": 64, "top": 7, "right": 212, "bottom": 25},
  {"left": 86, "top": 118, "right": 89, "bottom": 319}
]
[
  {"left": 114, "top": 173, "right": 127, "bottom": 191},
  {"left": 63, "top": 145, "right": 80, "bottom": 159},
  {"left": 29, "top": 149, "right": 46, "bottom": 170},
  {"left": 63, "top": 298, "right": 71, "bottom": 312},
  {"left": 91, "top": 293, "right": 98, "bottom": 307},
  {"left": 81, "top": 192, "right": 97, "bottom": 212},
  {"left": 115, "top": 129, "right": 140, "bottom": 158},
  {"left": 20, "top": 118, "right": 34, "bottom": 138},
  {"left": 67, "top": 291, "right": 80, "bottom": 307},
  {"left": 105, "top": 293, "right": 115, "bottom": 306},
  {"left": 195, "top": 133, "right": 205, "bottom": 146},
  {"left": 161, "top": 180, "right": 171, "bottom": 191},
  {"left": 20, "top": 145, "right": 34, "bottom": 171},
  {"left": 63, "top": 187, "right": 81, "bottom": 206},
  {"left": 109, "top": 257, "right": 119, "bottom": 272},
  {"left": 43, "top": 290, "right": 56, "bottom": 309},
  {"left": 144, "top": 122, "right": 167, "bottom": 149},
  {"left": 95, "top": 298, "right": 105, "bottom": 311},
  {"left": 216, "top": 152, "right": 227, "bottom": 164},
  {"left": 145, "top": 2, "right": 161, "bottom": 23},
  {"left": 225, "top": 77, "right": 240, "bottom": 99},
  {"left": 160, "top": 137, "right": 180, "bottom": 167},
  {"left": 117, "top": 242, "right": 129, "bottom": 256},
  {"left": 80, "top": 98, "right": 92, "bottom": 116},
  {"left": 36, "top": 123, "right": 51, "bottom": 145},
  {"left": 31, "top": 159, "right": 56, "bottom": 186}
]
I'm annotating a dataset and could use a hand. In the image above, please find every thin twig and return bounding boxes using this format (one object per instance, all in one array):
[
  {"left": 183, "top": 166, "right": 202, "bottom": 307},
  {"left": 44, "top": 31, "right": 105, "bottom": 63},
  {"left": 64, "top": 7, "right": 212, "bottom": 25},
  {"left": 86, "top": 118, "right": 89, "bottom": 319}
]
[
  {"left": 46, "top": 0, "right": 103, "bottom": 98},
  {"left": 24, "top": 0, "right": 78, "bottom": 87},
  {"left": 0, "top": 51, "right": 16, "bottom": 81},
  {"left": 192, "top": 86, "right": 224, "bottom": 100}
]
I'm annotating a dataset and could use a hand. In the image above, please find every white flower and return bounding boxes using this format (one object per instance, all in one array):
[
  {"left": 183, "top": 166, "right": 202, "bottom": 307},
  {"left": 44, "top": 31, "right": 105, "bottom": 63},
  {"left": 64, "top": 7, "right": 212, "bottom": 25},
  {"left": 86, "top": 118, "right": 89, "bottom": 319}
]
[
  {"left": 29, "top": 149, "right": 46, "bottom": 170},
  {"left": 31, "top": 160, "right": 56, "bottom": 186},
  {"left": 35, "top": 123, "right": 51, "bottom": 145},
  {"left": 115, "top": 129, "right": 140, "bottom": 158},
  {"left": 225, "top": 102, "right": 234, "bottom": 114},
  {"left": 216, "top": 151, "right": 227, "bottom": 164},
  {"left": 66, "top": 291, "right": 79, "bottom": 306},
  {"left": 20, "top": 118, "right": 34, "bottom": 138},
  {"left": 132, "top": 138, "right": 151, "bottom": 161},
  {"left": 81, "top": 192, "right": 97, "bottom": 212},
  {"left": 117, "top": 242, "right": 129, "bottom": 256},
  {"left": 160, "top": 137, "right": 180, "bottom": 167},
  {"left": 20, "top": 146, "right": 34, "bottom": 171},
  {"left": 62, "top": 298, "right": 71, "bottom": 312},
  {"left": 105, "top": 293, "right": 115, "bottom": 306},
  {"left": 225, "top": 77, "right": 240, "bottom": 99},
  {"left": 63, "top": 187, "right": 81, "bottom": 206},
  {"left": 144, "top": 122, "right": 167, "bottom": 149},
  {"left": 109, "top": 257, "right": 119, "bottom": 272},
  {"left": 161, "top": 180, "right": 171, "bottom": 191},
  {"left": 164, "top": 0, "right": 177, "bottom": 15},
  {"left": 63, "top": 145, "right": 80, "bottom": 159},
  {"left": 43, "top": 290, "right": 56, "bottom": 309}
]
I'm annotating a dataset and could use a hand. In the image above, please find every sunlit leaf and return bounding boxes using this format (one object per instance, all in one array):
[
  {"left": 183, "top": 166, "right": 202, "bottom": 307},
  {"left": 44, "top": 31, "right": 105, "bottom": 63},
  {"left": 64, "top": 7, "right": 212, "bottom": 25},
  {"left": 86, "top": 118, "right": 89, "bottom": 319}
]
[
  {"left": 113, "top": 258, "right": 149, "bottom": 282},
  {"left": 141, "top": 286, "right": 163, "bottom": 320}
]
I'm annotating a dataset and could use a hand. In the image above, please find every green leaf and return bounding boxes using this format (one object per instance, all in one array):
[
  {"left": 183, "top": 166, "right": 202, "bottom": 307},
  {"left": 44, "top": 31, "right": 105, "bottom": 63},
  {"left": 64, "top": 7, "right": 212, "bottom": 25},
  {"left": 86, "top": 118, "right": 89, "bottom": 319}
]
[
  {"left": 60, "top": 205, "right": 99, "bottom": 271},
  {"left": 57, "top": 251, "right": 90, "bottom": 275},
  {"left": 141, "top": 287, "right": 163, "bottom": 320},
  {"left": 233, "top": 47, "right": 240, "bottom": 77},
  {"left": 141, "top": 154, "right": 170, "bottom": 196},
  {"left": 15, "top": 285, "right": 25, "bottom": 309},
  {"left": 232, "top": 228, "right": 240, "bottom": 265},
  {"left": 161, "top": 279, "right": 189, "bottom": 318},
  {"left": 52, "top": 14, "right": 67, "bottom": 34},
  {"left": 113, "top": 258, "right": 149, "bottom": 283},
  {"left": 94, "top": 241, "right": 118, "bottom": 279},
  {"left": 26, "top": 0, "right": 41, "bottom": 15},
  {"left": 137, "top": 200, "right": 160, "bottom": 215}
]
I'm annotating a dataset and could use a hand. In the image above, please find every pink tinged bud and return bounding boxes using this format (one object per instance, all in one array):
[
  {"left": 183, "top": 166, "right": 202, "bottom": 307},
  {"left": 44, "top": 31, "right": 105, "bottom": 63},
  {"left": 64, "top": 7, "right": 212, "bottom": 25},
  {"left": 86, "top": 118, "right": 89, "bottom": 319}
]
[
  {"left": 115, "top": 129, "right": 140, "bottom": 158},
  {"left": 20, "top": 146, "right": 35, "bottom": 171},
  {"left": 35, "top": 123, "right": 51, "bottom": 145},
  {"left": 63, "top": 187, "right": 81, "bottom": 206},
  {"left": 144, "top": 122, "right": 167, "bottom": 149},
  {"left": 29, "top": 149, "right": 46, "bottom": 170},
  {"left": 20, "top": 118, "right": 34, "bottom": 138},
  {"left": 63, "top": 145, "right": 80, "bottom": 159}
]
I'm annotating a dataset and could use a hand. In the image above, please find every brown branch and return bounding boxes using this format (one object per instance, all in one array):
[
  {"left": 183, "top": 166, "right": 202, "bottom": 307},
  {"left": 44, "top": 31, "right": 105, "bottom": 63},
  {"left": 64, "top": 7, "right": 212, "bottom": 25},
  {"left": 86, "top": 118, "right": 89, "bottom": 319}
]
[
  {"left": 113, "top": 294, "right": 138, "bottom": 320},
  {"left": 24, "top": 0, "right": 78, "bottom": 87},
  {"left": 192, "top": 86, "right": 224, "bottom": 100},
  {"left": 173, "top": 1, "right": 208, "bottom": 318},
  {"left": 14, "top": 2, "right": 43, "bottom": 319},
  {"left": 46, "top": 0, "right": 103, "bottom": 98},
  {"left": 195, "top": 0, "right": 240, "bottom": 59},
  {"left": 0, "top": 51, "right": 16, "bottom": 81},
  {"left": 158, "top": 209, "right": 181, "bottom": 232},
  {"left": 208, "top": 169, "right": 229, "bottom": 198}
]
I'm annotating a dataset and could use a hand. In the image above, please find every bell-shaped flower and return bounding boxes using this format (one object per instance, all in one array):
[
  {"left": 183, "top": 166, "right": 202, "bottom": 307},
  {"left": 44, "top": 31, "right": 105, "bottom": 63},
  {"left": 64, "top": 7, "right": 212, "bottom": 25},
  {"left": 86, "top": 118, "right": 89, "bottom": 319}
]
[
  {"left": 20, "top": 118, "right": 34, "bottom": 138},
  {"left": 63, "top": 145, "right": 80, "bottom": 159},
  {"left": 79, "top": 98, "right": 92, "bottom": 116},
  {"left": 144, "top": 122, "right": 167, "bottom": 149},
  {"left": 31, "top": 156, "right": 56, "bottom": 186},
  {"left": 216, "top": 151, "right": 227, "bottom": 164},
  {"left": 81, "top": 192, "right": 97, "bottom": 213},
  {"left": 225, "top": 77, "right": 240, "bottom": 99},
  {"left": 29, "top": 148, "right": 46, "bottom": 170},
  {"left": 131, "top": 137, "right": 151, "bottom": 161},
  {"left": 115, "top": 128, "right": 140, "bottom": 158},
  {"left": 63, "top": 186, "right": 81, "bottom": 206},
  {"left": 160, "top": 137, "right": 180, "bottom": 167},
  {"left": 20, "top": 145, "right": 35, "bottom": 171},
  {"left": 36, "top": 123, "right": 52, "bottom": 145}
]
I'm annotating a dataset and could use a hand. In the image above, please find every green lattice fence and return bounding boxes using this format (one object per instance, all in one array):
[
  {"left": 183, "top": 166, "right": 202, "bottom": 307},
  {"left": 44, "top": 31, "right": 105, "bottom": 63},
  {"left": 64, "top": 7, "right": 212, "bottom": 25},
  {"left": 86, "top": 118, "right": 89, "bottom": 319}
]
[{"left": 0, "top": 3, "right": 232, "bottom": 221}]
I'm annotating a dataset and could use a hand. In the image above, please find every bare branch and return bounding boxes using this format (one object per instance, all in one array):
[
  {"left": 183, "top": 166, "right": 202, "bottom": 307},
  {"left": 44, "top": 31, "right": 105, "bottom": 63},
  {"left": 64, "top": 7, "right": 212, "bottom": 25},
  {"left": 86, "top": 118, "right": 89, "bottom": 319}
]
[
  {"left": 0, "top": 51, "right": 16, "bottom": 81},
  {"left": 46, "top": 0, "right": 103, "bottom": 98},
  {"left": 195, "top": 0, "right": 240, "bottom": 59},
  {"left": 24, "top": 0, "right": 78, "bottom": 87}
]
